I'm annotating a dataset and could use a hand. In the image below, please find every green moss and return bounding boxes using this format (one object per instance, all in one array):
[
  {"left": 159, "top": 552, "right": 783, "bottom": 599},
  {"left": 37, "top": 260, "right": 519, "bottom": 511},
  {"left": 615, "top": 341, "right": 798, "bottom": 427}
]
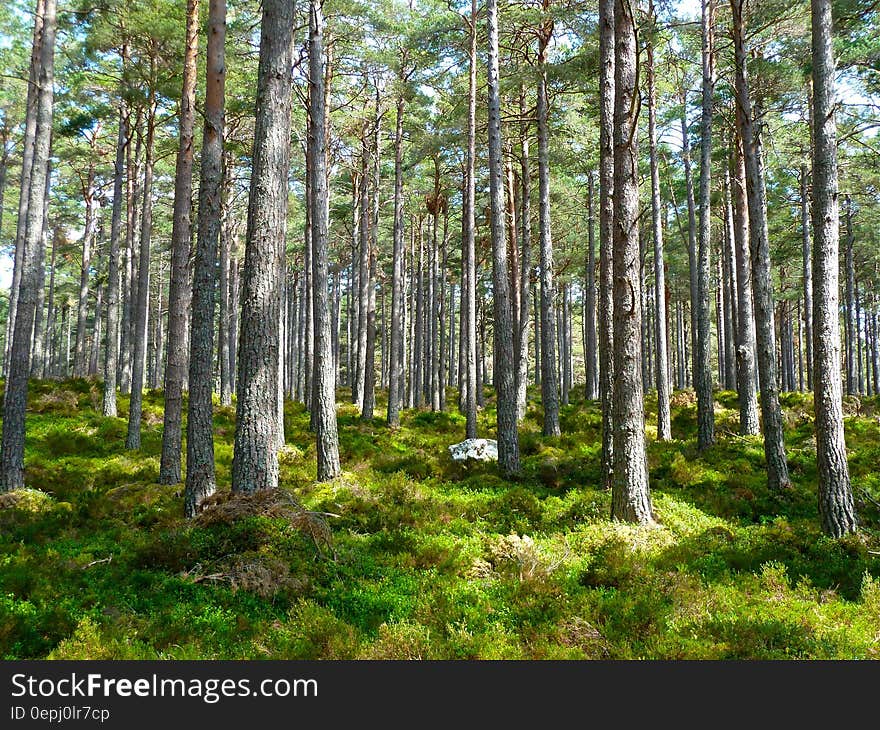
[{"left": 2, "top": 379, "right": 880, "bottom": 659}]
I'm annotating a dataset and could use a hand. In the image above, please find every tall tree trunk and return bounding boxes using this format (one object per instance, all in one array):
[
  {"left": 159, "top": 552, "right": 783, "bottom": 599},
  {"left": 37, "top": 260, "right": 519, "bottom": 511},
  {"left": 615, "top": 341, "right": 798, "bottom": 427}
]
[
  {"left": 731, "top": 0, "right": 791, "bottom": 489},
  {"left": 231, "top": 0, "right": 294, "bottom": 492},
  {"left": 103, "top": 88, "right": 129, "bottom": 416},
  {"left": 5, "top": 0, "right": 45, "bottom": 379},
  {"left": 680, "top": 96, "right": 698, "bottom": 391},
  {"left": 516, "top": 90, "right": 532, "bottom": 421},
  {"left": 646, "top": 8, "right": 670, "bottom": 441},
  {"left": 730, "top": 138, "right": 760, "bottom": 435},
  {"left": 844, "top": 196, "right": 856, "bottom": 395},
  {"left": 30, "top": 158, "right": 51, "bottom": 377},
  {"left": 89, "top": 267, "right": 103, "bottom": 376},
  {"left": 125, "top": 86, "right": 156, "bottom": 451},
  {"left": 610, "top": 0, "right": 652, "bottom": 523},
  {"left": 1, "top": 0, "right": 55, "bottom": 491},
  {"left": 42, "top": 227, "right": 57, "bottom": 379},
  {"left": 598, "top": 0, "right": 615, "bottom": 491},
  {"left": 308, "top": 0, "right": 341, "bottom": 481},
  {"left": 721, "top": 174, "right": 737, "bottom": 389},
  {"left": 185, "top": 0, "right": 225, "bottom": 516},
  {"left": 695, "top": 0, "right": 715, "bottom": 450},
  {"left": 463, "top": 0, "right": 478, "bottom": 439},
  {"left": 218, "top": 146, "right": 234, "bottom": 405},
  {"left": 811, "top": 0, "right": 856, "bottom": 536},
  {"left": 120, "top": 109, "right": 141, "bottom": 394},
  {"left": 354, "top": 126, "right": 369, "bottom": 409},
  {"left": 537, "top": 15, "right": 560, "bottom": 438},
  {"left": 361, "top": 90, "right": 380, "bottom": 421},
  {"left": 74, "top": 155, "right": 99, "bottom": 376},
  {"left": 160, "top": 0, "right": 200, "bottom": 484},
  {"left": 585, "top": 170, "right": 598, "bottom": 400},
  {"left": 487, "top": 0, "right": 520, "bottom": 475},
  {"left": 387, "top": 72, "right": 407, "bottom": 427}
]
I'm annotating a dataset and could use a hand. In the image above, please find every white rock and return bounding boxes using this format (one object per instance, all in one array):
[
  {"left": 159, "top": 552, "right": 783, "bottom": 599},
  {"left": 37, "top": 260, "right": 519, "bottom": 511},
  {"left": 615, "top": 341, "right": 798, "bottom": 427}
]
[{"left": 448, "top": 438, "right": 498, "bottom": 463}]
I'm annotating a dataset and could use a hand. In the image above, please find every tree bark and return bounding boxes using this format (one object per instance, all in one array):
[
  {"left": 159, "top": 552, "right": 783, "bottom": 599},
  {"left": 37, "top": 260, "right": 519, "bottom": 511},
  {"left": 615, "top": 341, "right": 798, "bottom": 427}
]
[
  {"left": 125, "top": 85, "right": 156, "bottom": 451},
  {"left": 102, "top": 85, "right": 129, "bottom": 417},
  {"left": 731, "top": 0, "right": 790, "bottom": 489},
  {"left": 74, "top": 152, "right": 99, "bottom": 377},
  {"left": 585, "top": 170, "right": 598, "bottom": 400},
  {"left": 361, "top": 89, "right": 381, "bottom": 421},
  {"left": 844, "top": 196, "right": 856, "bottom": 395},
  {"left": 185, "top": 0, "right": 225, "bottom": 516},
  {"left": 231, "top": 0, "right": 295, "bottom": 492},
  {"left": 30, "top": 157, "right": 51, "bottom": 377},
  {"left": 598, "top": 0, "right": 615, "bottom": 491},
  {"left": 487, "top": 0, "right": 520, "bottom": 475},
  {"left": 730, "top": 137, "right": 760, "bottom": 435},
  {"left": 218, "top": 146, "right": 234, "bottom": 405},
  {"left": 387, "top": 74, "right": 407, "bottom": 427},
  {"left": 811, "top": 0, "right": 857, "bottom": 536},
  {"left": 1, "top": 0, "right": 55, "bottom": 491},
  {"left": 537, "top": 16, "right": 560, "bottom": 437},
  {"left": 308, "top": 0, "right": 341, "bottom": 481},
  {"left": 159, "top": 0, "right": 200, "bottom": 484},
  {"left": 516, "top": 90, "right": 532, "bottom": 421},
  {"left": 695, "top": 0, "right": 716, "bottom": 450},
  {"left": 4, "top": 0, "right": 44, "bottom": 379},
  {"left": 646, "top": 8, "right": 671, "bottom": 442},
  {"left": 463, "top": 0, "right": 478, "bottom": 439},
  {"left": 610, "top": 0, "right": 652, "bottom": 523}
]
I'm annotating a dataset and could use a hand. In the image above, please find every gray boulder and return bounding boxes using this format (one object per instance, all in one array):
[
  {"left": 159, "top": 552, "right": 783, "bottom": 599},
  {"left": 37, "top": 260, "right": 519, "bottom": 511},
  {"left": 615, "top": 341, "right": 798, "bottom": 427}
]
[{"left": 448, "top": 438, "right": 498, "bottom": 463}]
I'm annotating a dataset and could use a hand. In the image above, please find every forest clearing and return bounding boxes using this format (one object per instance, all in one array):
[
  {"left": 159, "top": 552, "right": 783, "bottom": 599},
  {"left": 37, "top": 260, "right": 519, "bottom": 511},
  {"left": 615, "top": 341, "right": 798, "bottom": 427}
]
[{"left": 1, "top": 0, "right": 880, "bottom": 662}]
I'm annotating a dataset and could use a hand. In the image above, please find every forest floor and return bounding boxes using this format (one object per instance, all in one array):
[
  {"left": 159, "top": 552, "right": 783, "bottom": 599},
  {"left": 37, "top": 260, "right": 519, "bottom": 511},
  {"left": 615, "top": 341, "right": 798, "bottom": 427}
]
[{"left": 3, "top": 378, "right": 880, "bottom": 659}]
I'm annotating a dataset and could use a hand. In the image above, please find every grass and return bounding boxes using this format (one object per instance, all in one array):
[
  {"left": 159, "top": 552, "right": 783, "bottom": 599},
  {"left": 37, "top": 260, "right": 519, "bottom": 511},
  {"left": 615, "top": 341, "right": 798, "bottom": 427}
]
[{"left": 1, "top": 377, "right": 880, "bottom": 659}]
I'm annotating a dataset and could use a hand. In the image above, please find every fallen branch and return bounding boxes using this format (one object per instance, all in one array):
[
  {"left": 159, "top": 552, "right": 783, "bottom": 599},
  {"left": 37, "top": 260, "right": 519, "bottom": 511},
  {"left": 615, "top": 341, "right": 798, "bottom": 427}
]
[{"left": 82, "top": 556, "right": 112, "bottom": 570}]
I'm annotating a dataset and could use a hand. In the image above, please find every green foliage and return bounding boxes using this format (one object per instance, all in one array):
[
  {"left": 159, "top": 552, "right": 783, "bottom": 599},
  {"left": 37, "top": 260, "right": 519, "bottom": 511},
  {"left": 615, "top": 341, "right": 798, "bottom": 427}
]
[{"left": 3, "top": 380, "right": 880, "bottom": 660}]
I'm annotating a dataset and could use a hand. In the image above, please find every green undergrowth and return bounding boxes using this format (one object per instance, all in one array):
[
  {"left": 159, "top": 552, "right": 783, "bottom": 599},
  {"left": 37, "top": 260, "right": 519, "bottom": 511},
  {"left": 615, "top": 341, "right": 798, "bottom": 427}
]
[{"left": 2, "top": 377, "right": 880, "bottom": 659}]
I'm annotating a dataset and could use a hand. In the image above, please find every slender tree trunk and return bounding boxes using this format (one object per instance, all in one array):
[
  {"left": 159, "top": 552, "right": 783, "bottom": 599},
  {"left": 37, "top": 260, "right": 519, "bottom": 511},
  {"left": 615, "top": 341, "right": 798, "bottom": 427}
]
[
  {"left": 30, "top": 158, "right": 51, "bottom": 377},
  {"left": 125, "top": 87, "right": 156, "bottom": 451},
  {"left": 680, "top": 98, "right": 698, "bottom": 391},
  {"left": 585, "top": 170, "right": 598, "bottom": 400},
  {"left": 844, "top": 196, "right": 856, "bottom": 395},
  {"left": 610, "top": 0, "right": 652, "bottom": 523},
  {"left": 231, "top": 0, "right": 295, "bottom": 492},
  {"left": 308, "top": 0, "right": 341, "bottom": 480},
  {"left": 537, "top": 19, "right": 560, "bottom": 437},
  {"left": 598, "top": 0, "right": 615, "bottom": 491},
  {"left": 721, "top": 175, "right": 737, "bottom": 389},
  {"left": 387, "top": 77, "right": 407, "bottom": 427},
  {"left": 354, "top": 126, "right": 370, "bottom": 409},
  {"left": 5, "top": 0, "right": 45, "bottom": 379},
  {"left": 487, "top": 0, "right": 520, "bottom": 475},
  {"left": 361, "top": 90, "right": 380, "bottom": 421},
  {"left": 646, "top": 10, "right": 670, "bottom": 441},
  {"left": 218, "top": 147, "right": 234, "bottom": 405},
  {"left": 515, "top": 91, "right": 532, "bottom": 420},
  {"left": 464, "top": 0, "right": 478, "bottom": 439},
  {"left": 811, "top": 0, "right": 856, "bottom": 536},
  {"left": 185, "top": 0, "right": 225, "bottom": 516},
  {"left": 120, "top": 110, "right": 140, "bottom": 394},
  {"left": 695, "top": 0, "right": 716, "bottom": 449},
  {"left": 731, "top": 0, "right": 790, "bottom": 489},
  {"left": 1, "top": 0, "right": 55, "bottom": 491},
  {"left": 42, "top": 226, "right": 57, "bottom": 379},
  {"left": 730, "top": 138, "right": 760, "bottom": 435},
  {"left": 74, "top": 157, "right": 99, "bottom": 377},
  {"left": 89, "top": 270, "right": 103, "bottom": 376},
  {"left": 102, "top": 89, "right": 129, "bottom": 416},
  {"left": 160, "top": 0, "right": 200, "bottom": 483}
]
